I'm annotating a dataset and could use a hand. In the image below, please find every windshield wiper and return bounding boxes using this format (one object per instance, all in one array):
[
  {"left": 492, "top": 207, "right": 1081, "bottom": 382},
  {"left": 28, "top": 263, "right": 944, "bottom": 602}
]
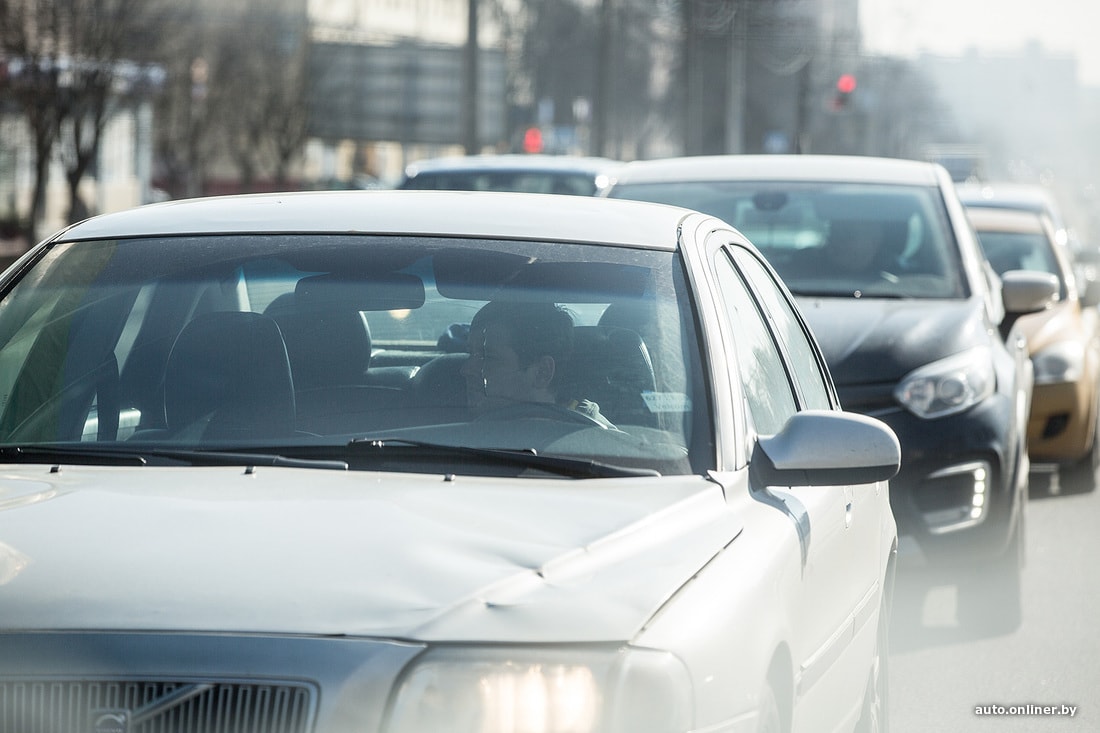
[
  {"left": 0, "top": 445, "right": 149, "bottom": 467},
  {"left": 0, "top": 441, "right": 659, "bottom": 478},
  {"left": 346, "top": 438, "right": 660, "bottom": 478},
  {"left": 0, "top": 445, "right": 348, "bottom": 470}
]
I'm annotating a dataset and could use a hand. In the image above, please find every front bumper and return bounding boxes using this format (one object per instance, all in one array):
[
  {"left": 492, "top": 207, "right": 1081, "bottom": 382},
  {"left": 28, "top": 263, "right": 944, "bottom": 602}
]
[
  {"left": 0, "top": 632, "right": 425, "bottom": 733},
  {"left": 858, "top": 393, "right": 1023, "bottom": 568},
  {"left": 1027, "top": 380, "right": 1095, "bottom": 463}
]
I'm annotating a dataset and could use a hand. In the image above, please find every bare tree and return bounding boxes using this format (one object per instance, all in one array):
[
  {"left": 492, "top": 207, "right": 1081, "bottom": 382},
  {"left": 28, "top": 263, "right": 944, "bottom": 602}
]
[
  {"left": 233, "top": 1, "right": 310, "bottom": 191},
  {"left": 0, "top": 0, "right": 172, "bottom": 242},
  {"left": 0, "top": 0, "right": 70, "bottom": 244},
  {"left": 56, "top": 0, "right": 169, "bottom": 223},
  {"left": 146, "top": 0, "right": 311, "bottom": 198},
  {"left": 508, "top": 0, "right": 672, "bottom": 157},
  {"left": 147, "top": 2, "right": 215, "bottom": 200}
]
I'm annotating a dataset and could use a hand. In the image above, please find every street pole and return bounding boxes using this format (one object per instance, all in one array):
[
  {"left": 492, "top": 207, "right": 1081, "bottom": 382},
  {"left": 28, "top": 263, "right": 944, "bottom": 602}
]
[
  {"left": 593, "top": 0, "right": 613, "bottom": 157},
  {"left": 463, "top": 0, "right": 479, "bottom": 154}
]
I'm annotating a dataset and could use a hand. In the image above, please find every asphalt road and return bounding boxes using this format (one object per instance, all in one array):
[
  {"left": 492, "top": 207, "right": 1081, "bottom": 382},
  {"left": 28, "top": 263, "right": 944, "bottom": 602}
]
[{"left": 888, "top": 476, "right": 1099, "bottom": 732}]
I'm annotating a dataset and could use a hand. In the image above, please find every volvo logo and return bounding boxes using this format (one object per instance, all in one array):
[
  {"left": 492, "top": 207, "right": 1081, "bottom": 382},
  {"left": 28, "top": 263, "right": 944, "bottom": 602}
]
[
  {"left": 88, "top": 683, "right": 214, "bottom": 732},
  {"left": 92, "top": 710, "right": 130, "bottom": 733}
]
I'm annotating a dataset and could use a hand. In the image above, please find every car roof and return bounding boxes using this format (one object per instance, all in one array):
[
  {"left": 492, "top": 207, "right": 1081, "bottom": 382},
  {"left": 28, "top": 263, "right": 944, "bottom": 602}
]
[
  {"left": 965, "top": 205, "right": 1051, "bottom": 234},
  {"left": 609, "top": 154, "right": 947, "bottom": 187},
  {"left": 403, "top": 154, "right": 622, "bottom": 177},
  {"left": 956, "top": 182, "right": 1064, "bottom": 219},
  {"left": 54, "top": 190, "right": 692, "bottom": 250}
]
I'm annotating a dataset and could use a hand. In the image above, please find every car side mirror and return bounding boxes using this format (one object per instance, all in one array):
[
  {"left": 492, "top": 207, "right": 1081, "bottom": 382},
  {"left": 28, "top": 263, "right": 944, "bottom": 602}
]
[
  {"left": 751, "top": 410, "right": 901, "bottom": 488},
  {"left": 1000, "top": 270, "right": 1059, "bottom": 315}
]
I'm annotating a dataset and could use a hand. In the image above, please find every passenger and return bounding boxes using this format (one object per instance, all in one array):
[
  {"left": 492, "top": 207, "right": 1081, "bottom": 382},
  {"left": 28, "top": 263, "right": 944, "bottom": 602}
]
[
  {"left": 823, "top": 219, "right": 885, "bottom": 276},
  {"left": 462, "top": 300, "right": 614, "bottom": 427}
]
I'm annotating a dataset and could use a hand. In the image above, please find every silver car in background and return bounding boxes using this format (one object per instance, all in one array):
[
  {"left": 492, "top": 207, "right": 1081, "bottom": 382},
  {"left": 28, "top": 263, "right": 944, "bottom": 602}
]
[{"left": 397, "top": 154, "right": 621, "bottom": 195}]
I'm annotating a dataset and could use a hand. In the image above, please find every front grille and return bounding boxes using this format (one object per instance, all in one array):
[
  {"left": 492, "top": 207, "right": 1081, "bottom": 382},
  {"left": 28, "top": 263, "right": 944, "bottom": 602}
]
[
  {"left": 835, "top": 382, "right": 897, "bottom": 415},
  {"left": 0, "top": 680, "right": 314, "bottom": 733}
]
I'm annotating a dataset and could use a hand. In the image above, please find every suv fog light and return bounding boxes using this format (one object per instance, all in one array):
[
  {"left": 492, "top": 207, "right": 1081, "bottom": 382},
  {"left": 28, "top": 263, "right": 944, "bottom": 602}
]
[{"left": 916, "top": 461, "right": 991, "bottom": 533}]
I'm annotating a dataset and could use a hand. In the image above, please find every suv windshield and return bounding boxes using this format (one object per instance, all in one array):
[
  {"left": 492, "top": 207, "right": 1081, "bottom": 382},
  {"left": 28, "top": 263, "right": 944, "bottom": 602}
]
[
  {"left": 611, "top": 181, "right": 967, "bottom": 299},
  {"left": 0, "top": 235, "right": 707, "bottom": 476}
]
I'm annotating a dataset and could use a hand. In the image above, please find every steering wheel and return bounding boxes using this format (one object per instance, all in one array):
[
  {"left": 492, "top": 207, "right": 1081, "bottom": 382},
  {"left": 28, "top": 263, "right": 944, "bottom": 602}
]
[{"left": 475, "top": 401, "right": 604, "bottom": 427}]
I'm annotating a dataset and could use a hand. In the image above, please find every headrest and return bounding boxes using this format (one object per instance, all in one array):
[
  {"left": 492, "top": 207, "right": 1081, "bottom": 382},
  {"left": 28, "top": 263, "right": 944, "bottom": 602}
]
[
  {"left": 164, "top": 311, "right": 296, "bottom": 440},
  {"left": 265, "top": 289, "right": 373, "bottom": 389}
]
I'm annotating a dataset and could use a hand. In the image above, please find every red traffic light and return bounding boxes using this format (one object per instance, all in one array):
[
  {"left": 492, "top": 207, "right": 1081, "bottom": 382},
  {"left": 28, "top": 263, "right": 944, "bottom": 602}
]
[
  {"left": 522, "top": 127, "right": 543, "bottom": 154},
  {"left": 836, "top": 74, "right": 857, "bottom": 94}
]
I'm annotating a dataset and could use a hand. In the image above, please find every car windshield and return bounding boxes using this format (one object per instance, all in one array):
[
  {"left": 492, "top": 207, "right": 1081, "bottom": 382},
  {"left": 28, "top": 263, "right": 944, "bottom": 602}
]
[
  {"left": 0, "top": 234, "right": 708, "bottom": 476},
  {"left": 611, "top": 181, "right": 967, "bottom": 299}
]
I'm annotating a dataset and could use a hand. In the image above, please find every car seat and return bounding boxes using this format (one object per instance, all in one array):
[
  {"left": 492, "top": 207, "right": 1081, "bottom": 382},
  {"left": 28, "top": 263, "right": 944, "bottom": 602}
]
[
  {"left": 556, "top": 325, "right": 658, "bottom": 427},
  {"left": 263, "top": 277, "right": 409, "bottom": 434},
  {"left": 163, "top": 311, "right": 296, "bottom": 441}
]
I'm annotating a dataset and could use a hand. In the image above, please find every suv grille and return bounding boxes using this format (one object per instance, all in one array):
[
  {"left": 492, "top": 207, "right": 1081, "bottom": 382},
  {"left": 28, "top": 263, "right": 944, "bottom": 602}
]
[{"left": 0, "top": 680, "right": 313, "bottom": 733}]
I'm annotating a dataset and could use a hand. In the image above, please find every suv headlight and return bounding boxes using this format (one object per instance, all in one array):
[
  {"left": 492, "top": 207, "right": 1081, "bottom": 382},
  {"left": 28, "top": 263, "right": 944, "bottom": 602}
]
[
  {"left": 384, "top": 645, "right": 692, "bottom": 733},
  {"left": 1031, "top": 340, "right": 1085, "bottom": 384},
  {"left": 894, "top": 346, "right": 996, "bottom": 419}
]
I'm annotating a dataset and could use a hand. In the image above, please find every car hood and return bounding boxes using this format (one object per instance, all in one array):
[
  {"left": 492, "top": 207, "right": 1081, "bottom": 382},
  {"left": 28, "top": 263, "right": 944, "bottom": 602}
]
[
  {"left": 795, "top": 296, "right": 986, "bottom": 385},
  {"left": 1016, "top": 300, "right": 1082, "bottom": 354},
  {"left": 0, "top": 465, "right": 740, "bottom": 642}
]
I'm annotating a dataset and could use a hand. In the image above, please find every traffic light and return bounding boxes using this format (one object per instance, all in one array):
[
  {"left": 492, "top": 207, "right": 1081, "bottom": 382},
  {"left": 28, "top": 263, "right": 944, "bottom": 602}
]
[
  {"left": 832, "top": 73, "right": 857, "bottom": 111},
  {"left": 522, "top": 126, "right": 543, "bottom": 154}
]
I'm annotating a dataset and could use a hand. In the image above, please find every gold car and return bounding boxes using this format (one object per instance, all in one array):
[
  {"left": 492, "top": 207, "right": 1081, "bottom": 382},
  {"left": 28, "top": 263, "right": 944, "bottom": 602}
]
[{"left": 969, "top": 205, "right": 1100, "bottom": 492}]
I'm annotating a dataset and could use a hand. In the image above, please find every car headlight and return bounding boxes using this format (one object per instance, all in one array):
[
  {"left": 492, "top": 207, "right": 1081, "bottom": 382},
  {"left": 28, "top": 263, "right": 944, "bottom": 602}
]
[
  {"left": 894, "top": 346, "right": 996, "bottom": 419},
  {"left": 384, "top": 645, "right": 692, "bottom": 733},
  {"left": 1031, "top": 340, "right": 1085, "bottom": 384}
]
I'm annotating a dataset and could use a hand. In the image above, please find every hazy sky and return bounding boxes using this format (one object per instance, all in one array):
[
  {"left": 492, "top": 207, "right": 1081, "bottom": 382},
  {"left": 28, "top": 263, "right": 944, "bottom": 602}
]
[{"left": 860, "top": 0, "right": 1100, "bottom": 86}]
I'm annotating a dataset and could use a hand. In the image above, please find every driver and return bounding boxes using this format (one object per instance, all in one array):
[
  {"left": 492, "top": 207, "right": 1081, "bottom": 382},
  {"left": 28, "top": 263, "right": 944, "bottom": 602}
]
[
  {"left": 461, "top": 300, "right": 614, "bottom": 427},
  {"left": 823, "top": 219, "right": 887, "bottom": 277}
]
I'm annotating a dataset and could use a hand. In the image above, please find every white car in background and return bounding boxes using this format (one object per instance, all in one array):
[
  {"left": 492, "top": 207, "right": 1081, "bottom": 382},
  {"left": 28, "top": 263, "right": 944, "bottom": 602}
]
[
  {"left": 0, "top": 191, "right": 898, "bottom": 733},
  {"left": 397, "top": 153, "right": 621, "bottom": 195}
]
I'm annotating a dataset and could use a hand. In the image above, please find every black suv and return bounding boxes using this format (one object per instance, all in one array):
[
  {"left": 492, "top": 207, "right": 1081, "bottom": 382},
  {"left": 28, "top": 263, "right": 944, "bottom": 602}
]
[{"left": 607, "top": 154, "right": 1056, "bottom": 631}]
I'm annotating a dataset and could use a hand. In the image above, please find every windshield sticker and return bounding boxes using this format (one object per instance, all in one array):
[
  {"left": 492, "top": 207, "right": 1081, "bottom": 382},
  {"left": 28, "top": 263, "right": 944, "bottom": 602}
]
[{"left": 642, "top": 391, "right": 692, "bottom": 413}]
